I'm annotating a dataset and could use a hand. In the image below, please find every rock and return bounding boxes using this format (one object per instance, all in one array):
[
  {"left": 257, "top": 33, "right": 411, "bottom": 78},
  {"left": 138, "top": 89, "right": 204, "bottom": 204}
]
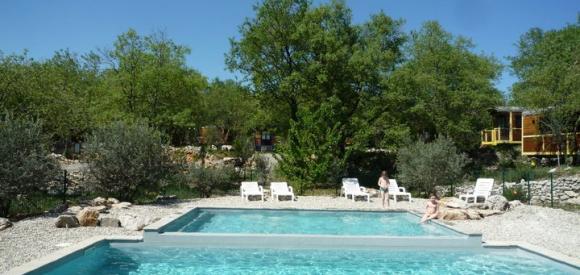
[
  {"left": 508, "top": 200, "right": 523, "bottom": 209},
  {"left": 111, "top": 202, "right": 132, "bottom": 209},
  {"left": 441, "top": 197, "right": 467, "bottom": 209},
  {"left": 464, "top": 209, "right": 482, "bottom": 220},
  {"left": 99, "top": 217, "right": 120, "bottom": 227},
  {"left": 66, "top": 206, "right": 83, "bottom": 214},
  {"left": 155, "top": 195, "right": 177, "bottom": 204},
  {"left": 76, "top": 208, "right": 99, "bottom": 226},
  {"left": 91, "top": 197, "right": 107, "bottom": 206},
  {"left": 467, "top": 203, "right": 488, "bottom": 210},
  {"left": 563, "top": 197, "right": 580, "bottom": 205},
  {"left": 87, "top": 206, "right": 108, "bottom": 213},
  {"left": 48, "top": 203, "right": 69, "bottom": 214},
  {"left": 54, "top": 215, "right": 79, "bottom": 228},
  {"left": 118, "top": 214, "right": 158, "bottom": 231},
  {"left": 437, "top": 209, "right": 468, "bottom": 221},
  {"left": 107, "top": 198, "right": 120, "bottom": 205},
  {"left": 484, "top": 195, "right": 509, "bottom": 211},
  {"left": 476, "top": 209, "right": 503, "bottom": 217},
  {"left": 0, "top": 217, "right": 12, "bottom": 231}
]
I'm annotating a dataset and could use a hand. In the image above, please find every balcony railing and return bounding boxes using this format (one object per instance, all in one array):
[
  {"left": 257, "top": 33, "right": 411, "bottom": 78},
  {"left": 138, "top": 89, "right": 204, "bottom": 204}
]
[{"left": 481, "top": 127, "right": 522, "bottom": 146}]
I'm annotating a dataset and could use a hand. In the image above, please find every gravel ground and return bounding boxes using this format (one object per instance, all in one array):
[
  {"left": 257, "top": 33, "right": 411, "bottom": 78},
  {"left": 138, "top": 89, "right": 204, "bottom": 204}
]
[{"left": 1, "top": 195, "right": 578, "bottom": 273}]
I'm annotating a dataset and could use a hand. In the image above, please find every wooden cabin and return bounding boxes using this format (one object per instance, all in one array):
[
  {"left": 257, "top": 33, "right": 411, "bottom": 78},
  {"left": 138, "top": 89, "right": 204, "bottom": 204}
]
[
  {"left": 255, "top": 131, "right": 275, "bottom": 151},
  {"left": 480, "top": 107, "right": 523, "bottom": 146},
  {"left": 481, "top": 107, "right": 579, "bottom": 156}
]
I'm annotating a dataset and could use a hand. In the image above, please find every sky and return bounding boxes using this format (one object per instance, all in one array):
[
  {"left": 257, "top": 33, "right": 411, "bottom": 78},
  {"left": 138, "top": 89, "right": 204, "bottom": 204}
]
[{"left": 1, "top": 0, "right": 578, "bottom": 94}]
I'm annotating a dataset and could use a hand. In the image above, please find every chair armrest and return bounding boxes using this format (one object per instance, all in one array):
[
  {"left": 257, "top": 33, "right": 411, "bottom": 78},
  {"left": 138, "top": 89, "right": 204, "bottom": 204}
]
[
  {"left": 399, "top": 187, "right": 406, "bottom": 193},
  {"left": 360, "top": 187, "right": 367, "bottom": 193},
  {"left": 259, "top": 186, "right": 264, "bottom": 193},
  {"left": 288, "top": 186, "right": 294, "bottom": 193}
]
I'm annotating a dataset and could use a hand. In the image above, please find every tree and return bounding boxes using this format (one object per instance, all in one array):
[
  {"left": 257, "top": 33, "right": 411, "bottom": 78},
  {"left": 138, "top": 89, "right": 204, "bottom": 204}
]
[
  {"left": 510, "top": 20, "right": 580, "bottom": 163},
  {"left": 396, "top": 136, "right": 469, "bottom": 196},
  {"left": 84, "top": 121, "right": 173, "bottom": 201},
  {"left": 277, "top": 98, "right": 349, "bottom": 194},
  {"left": 0, "top": 115, "right": 60, "bottom": 217}
]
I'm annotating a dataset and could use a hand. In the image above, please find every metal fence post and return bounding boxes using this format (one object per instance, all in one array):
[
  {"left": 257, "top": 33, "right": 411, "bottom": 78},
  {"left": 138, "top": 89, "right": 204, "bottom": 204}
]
[
  {"left": 62, "top": 170, "right": 68, "bottom": 205},
  {"left": 550, "top": 172, "right": 554, "bottom": 208},
  {"left": 527, "top": 170, "right": 531, "bottom": 205}
]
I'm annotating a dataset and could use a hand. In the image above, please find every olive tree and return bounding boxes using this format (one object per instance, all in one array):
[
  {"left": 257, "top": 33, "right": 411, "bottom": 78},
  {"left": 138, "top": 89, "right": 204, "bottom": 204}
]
[
  {"left": 84, "top": 121, "right": 173, "bottom": 201},
  {"left": 396, "top": 136, "right": 469, "bottom": 196},
  {"left": 0, "top": 115, "right": 59, "bottom": 217}
]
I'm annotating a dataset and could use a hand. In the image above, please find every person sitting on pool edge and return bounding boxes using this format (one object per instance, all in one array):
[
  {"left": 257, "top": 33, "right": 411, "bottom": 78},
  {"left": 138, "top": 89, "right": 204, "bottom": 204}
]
[
  {"left": 420, "top": 194, "right": 439, "bottom": 223},
  {"left": 377, "top": 170, "right": 390, "bottom": 208}
]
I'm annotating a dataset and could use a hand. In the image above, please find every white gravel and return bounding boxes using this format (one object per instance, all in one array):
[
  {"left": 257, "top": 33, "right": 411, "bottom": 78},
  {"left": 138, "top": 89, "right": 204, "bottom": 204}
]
[{"left": 1, "top": 196, "right": 578, "bottom": 273}]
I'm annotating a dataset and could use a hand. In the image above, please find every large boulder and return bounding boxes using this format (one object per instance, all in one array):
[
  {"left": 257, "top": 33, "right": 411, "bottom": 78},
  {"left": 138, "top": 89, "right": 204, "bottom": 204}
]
[
  {"left": 0, "top": 217, "right": 12, "bottom": 231},
  {"left": 563, "top": 197, "right": 580, "bottom": 205},
  {"left": 440, "top": 197, "right": 467, "bottom": 209},
  {"left": 99, "top": 217, "right": 121, "bottom": 227},
  {"left": 437, "top": 209, "right": 468, "bottom": 220},
  {"left": 107, "top": 198, "right": 120, "bottom": 205},
  {"left": 55, "top": 215, "right": 80, "bottom": 228},
  {"left": 111, "top": 202, "right": 132, "bottom": 209},
  {"left": 118, "top": 214, "right": 158, "bottom": 231},
  {"left": 508, "top": 200, "right": 523, "bottom": 209},
  {"left": 484, "top": 195, "right": 509, "bottom": 211},
  {"left": 76, "top": 208, "right": 99, "bottom": 226},
  {"left": 477, "top": 209, "right": 503, "bottom": 217},
  {"left": 91, "top": 197, "right": 107, "bottom": 206}
]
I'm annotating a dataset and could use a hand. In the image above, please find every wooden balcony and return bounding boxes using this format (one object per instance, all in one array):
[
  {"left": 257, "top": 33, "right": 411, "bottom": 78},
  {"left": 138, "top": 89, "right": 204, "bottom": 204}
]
[{"left": 481, "top": 127, "right": 522, "bottom": 146}]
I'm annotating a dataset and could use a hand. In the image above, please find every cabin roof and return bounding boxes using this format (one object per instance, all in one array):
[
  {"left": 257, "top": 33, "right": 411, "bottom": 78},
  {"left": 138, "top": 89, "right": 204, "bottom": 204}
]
[{"left": 492, "top": 106, "right": 526, "bottom": 113}]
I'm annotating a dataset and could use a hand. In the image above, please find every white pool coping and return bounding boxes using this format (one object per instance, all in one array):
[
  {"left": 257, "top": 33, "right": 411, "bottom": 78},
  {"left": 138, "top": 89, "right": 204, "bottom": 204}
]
[{"left": 6, "top": 207, "right": 580, "bottom": 274}]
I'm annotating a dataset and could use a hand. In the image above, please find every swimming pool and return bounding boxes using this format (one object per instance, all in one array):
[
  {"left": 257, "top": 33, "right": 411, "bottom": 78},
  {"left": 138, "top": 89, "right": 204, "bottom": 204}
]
[
  {"left": 158, "top": 208, "right": 461, "bottom": 237},
  {"left": 31, "top": 241, "right": 578, "bottom": 275}
]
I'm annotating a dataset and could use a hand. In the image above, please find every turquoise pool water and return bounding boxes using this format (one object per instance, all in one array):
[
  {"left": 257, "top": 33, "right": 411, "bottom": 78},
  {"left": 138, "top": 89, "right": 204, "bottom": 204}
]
[
  {"left": 35, "top": 243, "right": 577, "bottom": 275},
  {"left": 161, "top": 208, "right": 461, "bottom": 236}
]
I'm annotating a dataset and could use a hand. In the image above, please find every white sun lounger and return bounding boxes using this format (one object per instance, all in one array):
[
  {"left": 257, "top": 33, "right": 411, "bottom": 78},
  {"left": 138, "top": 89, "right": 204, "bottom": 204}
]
[
  {"left": 240, "top": 181, "right": 264, "bottom": 201},
  {"left": 270, "top": 181, "right": 295, "bottom": 201},
  {"left": 341, "top": 178, "right": 359, "bottom": 198},
  {"left": 388, "top": 179, "right": 412, "bottom": 202},
  {"left": 459, "top": 178, "right": 494, "bottom": 203},
  {"left": 343, "top": 181, "right": 370, "bottom": 202}
]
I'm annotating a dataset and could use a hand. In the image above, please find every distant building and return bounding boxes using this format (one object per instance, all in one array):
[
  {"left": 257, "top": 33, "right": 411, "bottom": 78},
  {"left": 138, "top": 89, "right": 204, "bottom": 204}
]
[
  {"left": 481, "top": 107, "right": 579, "bottom": 156},
  {"left": 255, "top": 131, "right": 275, "bottom": 152}
]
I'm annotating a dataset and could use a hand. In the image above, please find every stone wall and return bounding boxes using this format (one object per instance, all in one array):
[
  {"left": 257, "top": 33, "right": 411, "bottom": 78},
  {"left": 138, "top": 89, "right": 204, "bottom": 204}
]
[{"left": 437, "top": 175, "right": 580, "bottom": 205}]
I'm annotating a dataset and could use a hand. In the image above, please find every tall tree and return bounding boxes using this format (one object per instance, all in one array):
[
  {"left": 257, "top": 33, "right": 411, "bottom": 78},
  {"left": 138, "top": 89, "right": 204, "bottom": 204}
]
[{"left": 510, "top": 20, "right": 580, "bottom": 163}]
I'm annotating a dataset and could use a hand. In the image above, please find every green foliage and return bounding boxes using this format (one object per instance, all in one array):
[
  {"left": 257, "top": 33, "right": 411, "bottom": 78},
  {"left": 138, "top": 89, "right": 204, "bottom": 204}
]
[
  {"left": 184, "top": 165, "right": 237, "bottom": 198},
  {"left": 503, "top": 185, "right": 527, "bottom": 202},
  {"left": 84, "top": 121, "right": 173, "bottom": 201},
  {"left": 253, "top": 154, "right": 271, "bottom": 185},
  {"left": 396, "top": 136, "right": 469, "bottom": 195},
  {"left": 233, "top": 135, "right": 255, "bottom": 166},
  {"left": 277, "top": 98, "right": 349, "bottom": 194},
  {"left": 0, "top": 115, "right": 60, "bottom": 217}
]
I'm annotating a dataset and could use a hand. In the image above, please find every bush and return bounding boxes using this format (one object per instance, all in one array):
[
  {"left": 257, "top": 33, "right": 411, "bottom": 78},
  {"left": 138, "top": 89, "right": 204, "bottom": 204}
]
[
  {"left": 84, "top": 121, "right": 173, "bottom": 202},
  {"left": 184, "top": 165, "right": 237, "bottom": 198},
  {"left": 0, "top": 115, "right": 60, "bottom": 217},
  {"left": 503, "top": 185, "right": 527, "bottom": 202},
  {"left": 396, "top": 136, "right": 469, "bottom": 196}
]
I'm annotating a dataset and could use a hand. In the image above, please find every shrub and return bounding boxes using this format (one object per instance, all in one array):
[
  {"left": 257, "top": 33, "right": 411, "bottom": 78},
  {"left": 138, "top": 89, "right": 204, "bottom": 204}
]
[
  {"left": 503, "top": 185, "right": 527, "bottom": 202},
  {"left": 396, "top": 136, "right": 469, "bottom": 196},
  {"left": 0, "top": 115, "right": 60, "bottom": 217},
  {"left": 184, "top": 165, "right": 237, "bottom": 198},
  {"left": 84, "top": 121, "right": 173, "bottom": 202},
  {"left": 233, "top": 135, "right": 255, "bottom": 166},
  {"left": 254, "top": 154, "right": 271, "bottom": 185}
]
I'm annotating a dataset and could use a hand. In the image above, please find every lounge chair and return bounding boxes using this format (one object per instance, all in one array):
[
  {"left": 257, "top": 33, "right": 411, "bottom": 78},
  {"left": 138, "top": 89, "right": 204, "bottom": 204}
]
[
  {"left": 459, "top": 178, "right": 494, "bottom": 203},
  {"left": 388, "top": 179, "right": 412, "bottom": 202},
  {"left": 270, "top": 181, "right": 295, "bottom": 201},
  {"left": 341, "top": 178, "right": 359, "bottom": 198},
  {"left": 240, "top": 181, "right": 264, "bottom": 201},
  {"left": 343, "top": 181, "right": 370, "bottom": 202}
]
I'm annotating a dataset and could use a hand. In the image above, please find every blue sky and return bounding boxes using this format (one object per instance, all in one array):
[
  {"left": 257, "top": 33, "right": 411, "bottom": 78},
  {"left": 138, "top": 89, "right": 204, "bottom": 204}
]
[{"left": 1, "top": 0, "right": 578, "bottom": 94}]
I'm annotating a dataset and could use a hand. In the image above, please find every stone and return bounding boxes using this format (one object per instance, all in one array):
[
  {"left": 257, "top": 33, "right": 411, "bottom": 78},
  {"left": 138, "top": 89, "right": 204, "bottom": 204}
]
[
  {"left": 484, "top": 195, "right": 509, "bottom": 211},
  {"left": 99, "top": 217, "right": 120, "bottom": 227},
  {"left": 66, "top": 206, "right": 83, "bottom": 214},
  {"left": 476, "top": 209, "right": 503, "bottom": 217},
  {"left": 111, "top": 202, "right": 132, "bottom": 209},
  {"left": 467, "top": 203, "right": 488, "bottom": 210},
  {"left": 564, "top": 191, "right": 577, "bottom": 197},
  {"left": 562, "top": 197, "right": 580, "bottom": 205},
  {"left": 508, "top": 200, "right": 523, "bottom": 209},
  {"left": 118, "top": 214, "right": 158, "bottom": 231},
  {"left": 48, "top": 203, "right": 69, "bottom": 214},
  {"left": 464, "top": 209, "right": 482, "bottom": 220},
  {"left": 107, "top": 198, "right": 120, "bottom": 205},
  {"left": 91, "top": 197, "right": 107, "bottom": 206},
  {"left": 87, "top": 206, "right": 108, "bottom": 213},
  {"left": 155, "top": 195, "right": 177, "bottom": 204},
  {"left": 437, "top": 209, "right": 468, "bottom": 221},
  {"left": 441, "top": 197, "right": 467, "bottom": 209},
  {"left": 76, "top": 208, "right": 99, "bottom": 226},
  {"left": 54, "top": 215, "right": 79, "bottom": 228},
  {"left": 0, "top": 217, "right": 12, "bottom": 231}
]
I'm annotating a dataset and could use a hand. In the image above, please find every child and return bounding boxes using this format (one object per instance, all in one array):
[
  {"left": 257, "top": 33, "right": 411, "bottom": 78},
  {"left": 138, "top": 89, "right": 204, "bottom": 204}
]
[{"left": 420, "top": 194, "right": 439, "bottom": 223}]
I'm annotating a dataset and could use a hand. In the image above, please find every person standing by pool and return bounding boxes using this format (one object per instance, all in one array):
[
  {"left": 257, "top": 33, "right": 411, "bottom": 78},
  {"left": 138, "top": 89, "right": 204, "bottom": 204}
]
[
  {"left": 378, "top": 170, "right": 390, "bottom": 208},
  {"left": 421, "top": 194, "right": 440, "bottom": 223}
]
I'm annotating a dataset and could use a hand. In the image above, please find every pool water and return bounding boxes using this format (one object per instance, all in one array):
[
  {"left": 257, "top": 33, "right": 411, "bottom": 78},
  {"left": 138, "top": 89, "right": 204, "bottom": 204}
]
[
  {"left": 35, "top": 243, "right": 577, "bottom": 275},
  {"left": 161, "top": 208, "right": 461, "bottom": 236}
]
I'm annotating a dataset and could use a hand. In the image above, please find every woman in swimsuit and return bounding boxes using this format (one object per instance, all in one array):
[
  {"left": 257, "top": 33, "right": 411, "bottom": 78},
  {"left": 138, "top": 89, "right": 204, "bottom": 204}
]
[
  {"left": 377, "top": 170, "right": 390, "bottom": 208},
  {"left": 421, "top": 194, "right": 439, "bottom": 223}
]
